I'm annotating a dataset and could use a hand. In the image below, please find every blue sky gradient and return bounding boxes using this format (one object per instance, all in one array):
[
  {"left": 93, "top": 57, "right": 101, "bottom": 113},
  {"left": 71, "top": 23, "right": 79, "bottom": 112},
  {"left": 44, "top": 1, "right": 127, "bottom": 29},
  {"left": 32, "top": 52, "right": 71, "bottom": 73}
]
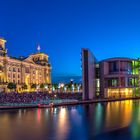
[{"left": 1, "top": 0, "right": 140, "bottom": 76}]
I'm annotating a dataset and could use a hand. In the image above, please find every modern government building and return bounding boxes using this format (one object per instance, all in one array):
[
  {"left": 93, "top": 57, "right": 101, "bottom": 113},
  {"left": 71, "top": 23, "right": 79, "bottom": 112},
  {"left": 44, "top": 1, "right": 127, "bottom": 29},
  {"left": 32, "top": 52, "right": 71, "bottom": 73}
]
[
  {"left": 0, "top": 37, "right": 51, "bottom": 92},
  {"left": 82, "top": 48, "right": 140, "bottom": 100}
]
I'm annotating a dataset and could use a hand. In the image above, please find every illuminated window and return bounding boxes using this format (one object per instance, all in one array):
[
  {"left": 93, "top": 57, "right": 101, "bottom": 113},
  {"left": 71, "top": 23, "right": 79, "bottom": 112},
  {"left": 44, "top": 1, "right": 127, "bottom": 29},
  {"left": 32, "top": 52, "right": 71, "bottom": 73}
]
[{"left": 112, "top": 79, "right": 117, "bottom": 87}]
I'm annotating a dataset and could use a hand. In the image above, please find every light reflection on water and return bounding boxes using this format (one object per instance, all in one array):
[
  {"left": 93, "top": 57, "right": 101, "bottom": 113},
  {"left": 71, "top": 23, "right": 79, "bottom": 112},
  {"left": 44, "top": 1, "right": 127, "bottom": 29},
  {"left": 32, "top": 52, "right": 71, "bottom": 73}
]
[{"left": 1, "top": 100, "right": 140, "bottom": 140}]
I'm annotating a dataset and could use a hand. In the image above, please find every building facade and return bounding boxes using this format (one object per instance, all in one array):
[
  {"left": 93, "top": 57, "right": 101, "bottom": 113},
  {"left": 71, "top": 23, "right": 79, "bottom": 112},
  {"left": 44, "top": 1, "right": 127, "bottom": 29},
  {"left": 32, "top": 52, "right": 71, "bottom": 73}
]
[
  {"left": 0, "top": 37, "right": 51, "bottom": 92},
  {"left": 82, "top": 49, "right": 140, "bottom": 100},
  {"left": 82, "top": 48, "right": 96, "bottom": 100},
  {"left": 100, "top": 58, "right": 139, "bottom": 98}
]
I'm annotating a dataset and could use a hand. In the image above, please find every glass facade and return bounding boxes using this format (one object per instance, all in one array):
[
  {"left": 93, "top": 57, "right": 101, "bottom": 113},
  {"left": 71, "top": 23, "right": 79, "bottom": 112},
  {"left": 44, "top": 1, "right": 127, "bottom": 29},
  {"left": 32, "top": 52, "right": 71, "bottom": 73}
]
[
  {"left": 106, "top": 88, "right": 133, "bottom": 98},
  {"left": 102, "top": 59, "right": 140, "bottom": 98},
  {"left": 132, "top": 60, "right": 139, "bottom": 75},
  {"left": 109, "top": 60, "right": 133, "bottom": 74},
  {"left": 109, "top": 61, "right": 119, "bottom": 74}
]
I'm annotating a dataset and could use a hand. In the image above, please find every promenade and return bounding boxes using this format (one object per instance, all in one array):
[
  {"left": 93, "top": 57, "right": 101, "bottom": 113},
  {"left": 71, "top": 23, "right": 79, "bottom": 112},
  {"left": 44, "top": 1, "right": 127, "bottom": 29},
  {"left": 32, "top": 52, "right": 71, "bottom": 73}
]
[{"left": 0, "top": 96, "right": 140, "bottom": 109}]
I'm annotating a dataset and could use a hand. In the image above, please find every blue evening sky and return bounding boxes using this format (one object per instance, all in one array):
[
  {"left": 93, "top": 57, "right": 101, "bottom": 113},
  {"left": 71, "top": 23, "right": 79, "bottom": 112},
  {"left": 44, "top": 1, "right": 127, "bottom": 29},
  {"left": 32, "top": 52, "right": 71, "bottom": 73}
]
[{"left": 0, "top": 0, "right": 140, "bottom": 77}]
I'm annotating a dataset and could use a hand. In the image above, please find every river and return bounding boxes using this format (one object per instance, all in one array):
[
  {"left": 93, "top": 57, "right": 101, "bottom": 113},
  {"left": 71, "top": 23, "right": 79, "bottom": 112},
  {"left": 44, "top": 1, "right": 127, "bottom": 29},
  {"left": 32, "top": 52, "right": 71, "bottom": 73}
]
[{"left": 0, "top": 100, "right": 140, "bottom": 140}]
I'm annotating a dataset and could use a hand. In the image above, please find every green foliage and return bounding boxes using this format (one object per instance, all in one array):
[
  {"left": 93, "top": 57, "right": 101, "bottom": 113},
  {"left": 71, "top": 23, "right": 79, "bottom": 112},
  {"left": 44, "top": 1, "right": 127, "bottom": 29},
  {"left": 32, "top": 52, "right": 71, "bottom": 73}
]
[
  {"left": 31, "top": 84, "right": 37, "bottom": 89},
  {"left": 7, "top": 82, "right": 16, "bottom": 90},
  {"left": 52, "top": 83, "right": 58, "bottom": 89},
  {"left": 21, "top": 84, "right": 28, "bottom": 90},
  {"left": 40, "top": 83, "right": 45, "bottom": 89}
]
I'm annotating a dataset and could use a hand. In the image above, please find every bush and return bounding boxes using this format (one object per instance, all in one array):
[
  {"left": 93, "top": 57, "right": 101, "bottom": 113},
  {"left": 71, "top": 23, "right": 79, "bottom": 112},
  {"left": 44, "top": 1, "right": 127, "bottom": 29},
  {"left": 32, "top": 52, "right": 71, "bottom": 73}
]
[
  {"left": 7, "top": 82, "right": 16, "bottom": 91},
  {"left": 31, "top": 84, "right": 37, "bottom": 89}
]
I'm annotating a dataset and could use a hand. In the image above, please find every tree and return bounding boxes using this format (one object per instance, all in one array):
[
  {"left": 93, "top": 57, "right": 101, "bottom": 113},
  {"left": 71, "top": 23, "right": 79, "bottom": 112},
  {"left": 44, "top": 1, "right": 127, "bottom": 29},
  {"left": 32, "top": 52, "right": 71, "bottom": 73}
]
[
  {"left": 21, "top": 83, "right": 28, "bottom": 90},
  {"left": 31, "top": 84, "right": 37, "bottom": 90},
  {"left": 40, "top": 83, "right": 45, "bottom": 89},
  {"left": 74, "top": 83, "right": 78, "bottom": 89},
  {"left": 53, "top": 83, "right": 58, "bottom": 89},
  {"left": 7, "top": 82, "right": 16, "bottom": 92},
  {"left": 52, "top": 83, "right": 58, "bottom": 92},
  {"left": 48, "top": 84, "right": 52, "bottom": 91},
  {"left": 66, "top": 83, "right": 72, "bottom": 91},
  {"left": 40, "top": 83, "right": 45, "bottom": 91}
]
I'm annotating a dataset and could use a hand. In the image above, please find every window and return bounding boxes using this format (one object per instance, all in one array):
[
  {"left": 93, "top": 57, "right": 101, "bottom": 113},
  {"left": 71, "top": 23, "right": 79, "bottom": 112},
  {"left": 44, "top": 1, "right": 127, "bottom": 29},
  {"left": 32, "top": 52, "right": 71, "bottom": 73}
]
[
  {"left": 120, "top": 61, "right": 132, "bottom": 73},
  {"left": 107, "top": 78, "right": 118, "bottom": 87},
  {"left": 120, "top": 78, "right": 125, "bottom": 87},
  {"left": 13, "top": 67, "right": 16, "bottom": 72},
  {"left": 0, "top": 65, "right": 3, "bottom": 71},
  {"left": 112, "top": 79, "right": 118, "bottom": 87},
  {"left": 18, "top": 74, "right": 20, "bottom": 78},
  {"left": 18, "top": 68, "right": 20, "bottom": 72},
  {"left": 109, "top": 61, "right": 119, "bottom": 73},
  {"left": 25, "top": 67, "right": 30, "bottom": 73}
]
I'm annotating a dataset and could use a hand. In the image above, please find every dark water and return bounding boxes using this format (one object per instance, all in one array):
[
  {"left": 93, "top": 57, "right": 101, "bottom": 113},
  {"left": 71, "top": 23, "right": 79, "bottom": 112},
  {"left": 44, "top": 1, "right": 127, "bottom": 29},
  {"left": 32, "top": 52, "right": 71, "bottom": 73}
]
[{"left": 0, "top": 100, "right": 140, "bottom": 140}]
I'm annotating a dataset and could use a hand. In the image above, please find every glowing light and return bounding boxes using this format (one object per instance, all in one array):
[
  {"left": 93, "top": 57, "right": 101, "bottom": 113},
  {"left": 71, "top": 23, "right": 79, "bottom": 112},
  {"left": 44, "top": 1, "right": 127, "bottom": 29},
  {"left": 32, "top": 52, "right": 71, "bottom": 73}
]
[
  {"left": 64, "top": 87, "right": 67, "bottom": 92},
  {"left": 37, "top": 44, "right": 41, "bottom": 52},
  {"left": 45, "top": 85, "right": 48, "bottom": 90},
  {"left": 60, "top": 108, "right": 66, "bottom": 119},
  {"left": 72, "top": 84, "right": 74, "bottom": 92},
  {"left": 37, "top": 109, "right": 41, "bottom": 123},
  {"left": 77, "top": 84, "right": 81, "bottom": 92},
  {"left": 60, "top": 83, "right": 64, "bottom": 88},
  {"left": 107, "top": 88, "right": 133, "bottom": 98},
  {"left": 36, "top": 85, "right": 39, "bottom": 90},
  {"left": 52, "top": 86, "right": 55, "bottom": 91}
]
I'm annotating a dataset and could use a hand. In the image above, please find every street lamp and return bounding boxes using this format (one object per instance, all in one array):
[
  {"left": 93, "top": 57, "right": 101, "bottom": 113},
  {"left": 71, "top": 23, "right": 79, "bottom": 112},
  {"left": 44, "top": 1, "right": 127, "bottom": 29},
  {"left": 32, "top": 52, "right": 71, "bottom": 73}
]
[
  {"left": 64, "top": 86, "right": 67, "bottom": 92},
  {"left": 72, "top": 84, "right": 74, "bottom": 92}
]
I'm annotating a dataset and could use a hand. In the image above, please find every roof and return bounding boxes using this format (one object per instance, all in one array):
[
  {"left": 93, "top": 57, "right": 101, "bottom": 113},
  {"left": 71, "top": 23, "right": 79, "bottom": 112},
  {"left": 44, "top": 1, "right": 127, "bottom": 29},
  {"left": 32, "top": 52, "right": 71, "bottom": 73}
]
[
  {"left": 10, "top": 56, "right": 27, "bottom": 61},
  {"left": 30, "top": 52, "right": 48, "bottom": 56},
  {"left": 100, "top": 57, "right": 138, "bottom": 62}
]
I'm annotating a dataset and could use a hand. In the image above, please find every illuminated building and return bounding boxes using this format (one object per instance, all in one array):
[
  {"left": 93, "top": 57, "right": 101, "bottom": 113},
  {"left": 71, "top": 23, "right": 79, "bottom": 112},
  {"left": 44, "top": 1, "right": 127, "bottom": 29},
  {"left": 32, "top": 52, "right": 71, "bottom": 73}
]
[
  {"left": 82, "top": 49, "right": 140, "bottom": 99},
  {"left": 0, "top": 37, "right": 51, "bottom": 92},
  {"left": 100, "top": 58, "right": 139, "bottom": 98}
]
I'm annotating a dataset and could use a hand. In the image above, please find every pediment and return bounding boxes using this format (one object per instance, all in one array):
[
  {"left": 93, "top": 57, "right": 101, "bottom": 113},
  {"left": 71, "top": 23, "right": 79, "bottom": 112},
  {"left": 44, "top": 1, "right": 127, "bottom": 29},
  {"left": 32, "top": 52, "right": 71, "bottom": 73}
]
[{"left": 23, "top": 56, "right": 35, "bottom": 64}]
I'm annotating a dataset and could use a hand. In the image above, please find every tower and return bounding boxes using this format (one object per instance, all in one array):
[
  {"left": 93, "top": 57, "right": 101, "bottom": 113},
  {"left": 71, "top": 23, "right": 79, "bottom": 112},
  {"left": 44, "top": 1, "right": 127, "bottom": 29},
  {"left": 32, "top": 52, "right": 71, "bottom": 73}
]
[{"left": 0, "top": 38, "right": 7, "bottom": 56}]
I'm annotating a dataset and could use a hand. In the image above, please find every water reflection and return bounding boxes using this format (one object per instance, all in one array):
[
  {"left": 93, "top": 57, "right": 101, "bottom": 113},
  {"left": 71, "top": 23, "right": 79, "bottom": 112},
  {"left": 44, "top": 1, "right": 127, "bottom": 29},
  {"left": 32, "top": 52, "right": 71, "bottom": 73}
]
[
  {"left": 105, "top": 100, "right": 132, "bottom": 131},
  {"left": 56, "top": 107, "right": 69, "bottom": 140},
  {"left": 1, "top": 100, "right": 140, "bottom": 140}
]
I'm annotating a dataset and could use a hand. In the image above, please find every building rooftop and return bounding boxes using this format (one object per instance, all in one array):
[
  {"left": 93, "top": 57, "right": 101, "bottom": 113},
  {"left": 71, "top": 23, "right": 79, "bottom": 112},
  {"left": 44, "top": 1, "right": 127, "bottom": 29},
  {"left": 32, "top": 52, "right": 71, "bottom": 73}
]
[{"left": 100, "top": 57, "right": 138, "bottom": 62}]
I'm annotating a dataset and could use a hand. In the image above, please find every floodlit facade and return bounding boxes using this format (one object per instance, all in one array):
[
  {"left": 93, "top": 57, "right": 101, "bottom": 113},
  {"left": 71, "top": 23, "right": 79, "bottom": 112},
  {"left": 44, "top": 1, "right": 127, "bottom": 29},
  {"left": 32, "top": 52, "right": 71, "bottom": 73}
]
[
  {"left": 0, "top": 37, "right": 51, "bottom": 92},
  {"left": 82, "top": 49, "right": 140, "bottom": 99}
]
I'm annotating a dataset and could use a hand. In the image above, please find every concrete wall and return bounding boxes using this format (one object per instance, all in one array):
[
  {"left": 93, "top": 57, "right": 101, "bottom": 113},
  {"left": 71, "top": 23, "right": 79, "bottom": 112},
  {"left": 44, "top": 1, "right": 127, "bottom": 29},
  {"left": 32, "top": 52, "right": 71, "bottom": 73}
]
[{"left": 82, "top": 48, "right": 96, "bottom": 100}]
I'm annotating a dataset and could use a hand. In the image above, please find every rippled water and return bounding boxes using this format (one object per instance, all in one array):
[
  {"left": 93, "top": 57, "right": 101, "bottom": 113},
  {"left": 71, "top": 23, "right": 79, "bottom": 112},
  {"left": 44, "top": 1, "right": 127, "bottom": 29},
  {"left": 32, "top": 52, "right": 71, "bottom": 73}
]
[{"left": 0, "top": 100, "right": 140, "bottom": 140}]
